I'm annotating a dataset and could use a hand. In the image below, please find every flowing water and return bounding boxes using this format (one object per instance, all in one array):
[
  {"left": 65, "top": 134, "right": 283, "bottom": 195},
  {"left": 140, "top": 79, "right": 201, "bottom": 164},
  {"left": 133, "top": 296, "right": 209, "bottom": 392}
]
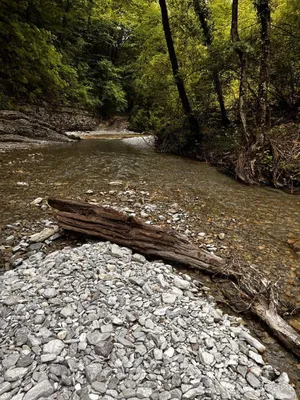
[
  {"left": 1, "top": 136, "right": 299, "bottom": 287},
  {"left": 1, "top": 135, "right": 300, "bottom": 296}
]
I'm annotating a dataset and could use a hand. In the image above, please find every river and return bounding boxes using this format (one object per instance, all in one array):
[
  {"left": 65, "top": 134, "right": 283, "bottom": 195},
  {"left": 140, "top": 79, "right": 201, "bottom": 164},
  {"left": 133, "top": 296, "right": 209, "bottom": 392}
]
[{"left": 0, "top": 134, "right": 300, "bottom": 385}]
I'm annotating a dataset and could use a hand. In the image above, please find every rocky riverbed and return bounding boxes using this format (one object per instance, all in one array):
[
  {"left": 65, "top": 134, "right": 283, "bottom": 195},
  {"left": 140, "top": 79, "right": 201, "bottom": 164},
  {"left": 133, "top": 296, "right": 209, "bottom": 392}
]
[{"left": 0, "top": 241, "right": 298, "bottom": 400}]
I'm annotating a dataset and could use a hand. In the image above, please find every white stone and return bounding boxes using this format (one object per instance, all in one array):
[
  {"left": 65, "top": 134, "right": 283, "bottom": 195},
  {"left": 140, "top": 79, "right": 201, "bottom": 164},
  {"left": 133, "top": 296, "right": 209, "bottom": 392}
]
[
  {"left": 29, "top": 226, "right": 59, "bottom": 243},
  {"left": 43, "top": 339, "right": 64, "bottom": 355},
  {"left": 184, "top": 387, "right": 204, "bottom": 399},
  {"left": 199, "top": 351, "right": 214, "bottom": 366},
  {"left": 43, "top": 288, "right": 57, "bottom": 299},
  {"left": 57, "top": 331, "right": 67, "bottom": 340},
  {"left": 30, "top": 197, "right": 43, "bottom": 206},
  {"left": 41, "top": 354, "right": 56, "bottom": 363},
  {"left": 162, "top": 293, "right": 177, "bottom": 304},
  {"left": 60, "top": 305, "right": 74, "bottom": 318},
  {"left": 164, "top": 347, "right": 175, "bottom": 358},
  {"left": 173, "top": 276, "right": 190, "bottom": 290},
  {"left": 249, "top": 350, "right": 264, "bottom": 365},
  {"left": 265, "top": 382, "right": 297, "bottom": 400},
  {"left": 154, "top": 348, "right": 163, "bottom": 360}
]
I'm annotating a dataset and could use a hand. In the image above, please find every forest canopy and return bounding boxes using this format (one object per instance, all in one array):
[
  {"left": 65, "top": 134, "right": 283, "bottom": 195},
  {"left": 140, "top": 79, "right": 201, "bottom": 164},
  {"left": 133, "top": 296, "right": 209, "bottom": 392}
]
[{"left": 0, "top": 0, "right": 299, "bottom": 187}]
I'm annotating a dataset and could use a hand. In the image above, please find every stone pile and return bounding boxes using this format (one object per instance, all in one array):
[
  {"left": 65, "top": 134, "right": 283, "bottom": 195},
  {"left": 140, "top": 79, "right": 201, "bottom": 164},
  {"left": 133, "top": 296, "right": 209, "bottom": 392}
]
[{"left": 0, "top": 242, "right": 297, "bottom": 400}]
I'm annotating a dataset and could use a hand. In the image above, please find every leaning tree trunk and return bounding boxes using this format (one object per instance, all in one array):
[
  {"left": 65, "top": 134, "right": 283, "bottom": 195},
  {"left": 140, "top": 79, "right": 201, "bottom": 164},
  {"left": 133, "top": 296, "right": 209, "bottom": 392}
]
[
  {"left": 193, "top": 0, "right": 230, "bottom": 126},
  {"left": 158, "top": 0, "right": 201, "bottom": 142},
  {"left": 48, "top": 197, "right": 300, "bottom": 358}
]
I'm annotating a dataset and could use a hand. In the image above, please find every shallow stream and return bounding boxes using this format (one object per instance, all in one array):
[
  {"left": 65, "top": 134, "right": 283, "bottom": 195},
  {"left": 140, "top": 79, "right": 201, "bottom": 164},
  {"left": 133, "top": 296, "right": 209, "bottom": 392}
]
[{"left": 0, "top": 133, "right": 300, "bottom": 387}]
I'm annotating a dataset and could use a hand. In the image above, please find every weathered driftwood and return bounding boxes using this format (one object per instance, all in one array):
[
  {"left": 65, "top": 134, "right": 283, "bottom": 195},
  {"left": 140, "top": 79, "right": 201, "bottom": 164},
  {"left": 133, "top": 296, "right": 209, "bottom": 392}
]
[
  {"left": 48, "top": 197, "right": 300, "bottom": 357},
  {"left": 48, "top": 198, "right": 225, "bottom": 273}
]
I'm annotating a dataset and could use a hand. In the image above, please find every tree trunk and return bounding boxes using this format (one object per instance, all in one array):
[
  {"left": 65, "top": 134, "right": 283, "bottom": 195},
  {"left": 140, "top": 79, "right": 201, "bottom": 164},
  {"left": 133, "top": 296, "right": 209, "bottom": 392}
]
[
  {"left": 231, "top": 0, "right": 249, "bottom": 142},
  {"left": 231, "top": 0, "right": 259, "bottom": 183},
  {"left": 193, "top": 0, "right": 230, "bottom": 126},
  {"left": 158, "top": 0, "right": 201, "bottom": 141},
  {"left": 255, "top": 0, "right": 271, "bottom": 146},
  {"left": 212, "top": 70, "right": 231, "bottom": 126},
  {"left": 48, "top": 197, "right": 300, "bottom": 358}
]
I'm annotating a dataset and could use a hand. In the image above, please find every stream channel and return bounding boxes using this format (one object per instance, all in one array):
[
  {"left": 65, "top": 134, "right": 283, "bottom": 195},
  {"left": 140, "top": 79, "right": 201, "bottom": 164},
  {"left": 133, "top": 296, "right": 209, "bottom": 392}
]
[{"left": 0, "top": 131, "right": 300, "bottom": 391}]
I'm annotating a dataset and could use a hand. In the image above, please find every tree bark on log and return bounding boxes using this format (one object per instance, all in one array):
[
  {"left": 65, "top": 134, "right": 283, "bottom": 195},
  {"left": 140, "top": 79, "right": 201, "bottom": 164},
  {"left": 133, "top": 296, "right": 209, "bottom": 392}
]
[{"left": 48, "top": 197, "right": 300, "bottom": 357}]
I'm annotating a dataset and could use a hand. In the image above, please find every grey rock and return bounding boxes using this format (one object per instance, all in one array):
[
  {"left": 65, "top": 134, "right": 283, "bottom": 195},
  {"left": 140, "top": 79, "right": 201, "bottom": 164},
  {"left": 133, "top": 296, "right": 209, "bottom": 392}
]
[
  {"left": 137, "top": 387, "right": 153, "bottom": 398},
  {"left": 173, "top": 276, "right": 190, "bottom": 290},
  {"left": 95, "top": 339, "right": 114, "bottom": 358},
  {"left": 0, "top": 393, "right": 13, "bottom": 400},
  {"left": 111, "top": 244, "right": 125, "bottom": 258},
  {"left": 17, "top": 355, "right": 34, "bottom": 368},
  {"left": 264, "top": 382, "right": 297, "bottom": 400},
  {"left": 0, "top": 240, "right": 297, "bottom": 400},
  {"left": 183, "top": 387, "right": 204, "bottom": 399},
  {"left": 49, "top": 364, "right": 69, "bottom": 377},
  {"left": 162, "top": 293, "right": 177, "bottom": 304},
  {"left": 246, "top": 372, "right": 261, "bottom": 389},
  {"left": 0, "top": 383, "right": 11, "bottom": 396},
  {"left": 91, "top": 381, "right": 106, "bottom": 394},
  {"left": 2, "top": 353, "right": 20, "bottom": 369},
  {"left": 4, "top": 368, "right": 28, "bottom": 382},
  {"left": 10, "top": 395, "right": 25, "bottom": 400},
  {"left": 60, "top": 305, "right": 74, "bottom": 318},
  {"left": 43, "top": 288, "right": 57, "bottom": 299},
  {"left": 40, "top": 354, "right": 56, "bottom": 363},
  {"left": 248, "top": 350, "right": 264, "bottom": 365},
  {"left": 23, "top": 380, "right": 53, "bottom": 400},
  {"left": 15, "top": 328, "right": 29, "bottom": 346},
  {"left": 170, "top": 389, "right": 182, "bottom": 399},
  {"left": 85, "top": 364, "right": 103, "bottom": 383},
  {"left": 244, "top": 392, "right": 260, "bottom": 400},
  {"left": 87, "top": 331, "right": 110, "bottom": 346},
  {"left": 276, "top": 372, "right": 290, "bottom": 385},
  {"left": 132, "top": 253, "right": 146, "bottom": 263}
]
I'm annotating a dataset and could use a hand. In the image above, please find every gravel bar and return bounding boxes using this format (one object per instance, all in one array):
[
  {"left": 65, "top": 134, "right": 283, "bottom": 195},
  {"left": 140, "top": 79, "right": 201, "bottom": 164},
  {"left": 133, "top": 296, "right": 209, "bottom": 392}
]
[{"left": 0, "top": 242, "right": 297, "bottom": 400}]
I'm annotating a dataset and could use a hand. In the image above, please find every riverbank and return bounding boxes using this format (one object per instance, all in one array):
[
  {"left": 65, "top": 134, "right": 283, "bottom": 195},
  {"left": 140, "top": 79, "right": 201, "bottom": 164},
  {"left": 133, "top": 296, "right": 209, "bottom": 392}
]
[
  {"left": 155, "top": 122, "right": 300, "bottom": 194},
  {"left": 0, "top": 137, "right": 299, "bottom": 391},
  {"left": 0, "top": 241, "right": 298, "bottom": 400},
  {"left": 0, "top": 106, "right": 103, "bottom": 148}
]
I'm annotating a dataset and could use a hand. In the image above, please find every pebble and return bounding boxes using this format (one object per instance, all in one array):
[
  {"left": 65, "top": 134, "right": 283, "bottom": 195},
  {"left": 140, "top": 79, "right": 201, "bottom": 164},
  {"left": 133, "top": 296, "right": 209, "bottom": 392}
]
[
  {"left": 0, "top": 241, "right": 297, "bottom": 400},
  {"left": 4, "top": 368, "right": 28, "bottom": 382},
  {"left": 23, "top": 380, "right": 53, "bottom": 400},
  {"left": 43, "top": 288, "right": 57, "bottom": 299},
  {"left": 43, "top": 340, "right": 64, "bottom": 356},
  {"left": 0, "top": 383, "right": 11, "bottom": 396},
  {"left": 173, "top": 276, "right": 190, "bottom": 290}
]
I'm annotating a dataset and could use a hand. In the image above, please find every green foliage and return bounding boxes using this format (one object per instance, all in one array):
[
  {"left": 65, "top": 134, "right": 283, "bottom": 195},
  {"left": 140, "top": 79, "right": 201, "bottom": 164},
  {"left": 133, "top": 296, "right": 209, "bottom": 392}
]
[
  {"left": 0, "top": 0, "right": 299, "bottom": 134},
  {"left": 0, "top": 0, "right": 127, "bottom": 114}
]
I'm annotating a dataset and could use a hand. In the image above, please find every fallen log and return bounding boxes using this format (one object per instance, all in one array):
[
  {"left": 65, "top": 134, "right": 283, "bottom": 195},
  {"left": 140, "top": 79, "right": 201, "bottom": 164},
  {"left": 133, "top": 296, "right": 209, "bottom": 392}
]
[
  {"left": 48, "top": 197, "right": 300, "bottom": 357},
  {"left": 48, "top": 197, "right": 226, "bottom": 274}
]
